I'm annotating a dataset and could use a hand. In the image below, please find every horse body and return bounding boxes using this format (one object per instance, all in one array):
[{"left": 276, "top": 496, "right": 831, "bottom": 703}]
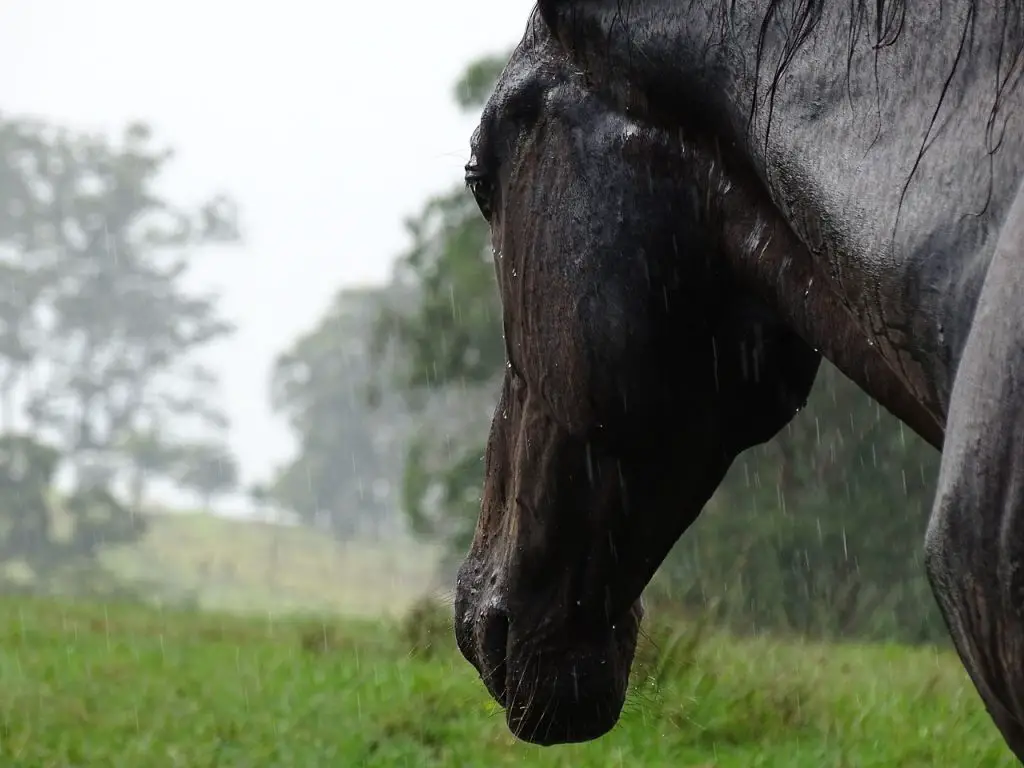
[{"left": 456, "top": 2, "right": 1024, "bottom": 760}]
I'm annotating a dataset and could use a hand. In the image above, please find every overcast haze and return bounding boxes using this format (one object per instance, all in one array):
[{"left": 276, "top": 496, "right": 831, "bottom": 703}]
[{"left": 0, "top": 0, "right": 534, "bottom": 493}]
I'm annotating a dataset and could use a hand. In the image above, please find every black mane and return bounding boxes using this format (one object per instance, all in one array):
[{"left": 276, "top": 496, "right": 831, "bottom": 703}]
[
  {"left": 533, "top": 0, "right": 1024, "bottom": 241},
  {"left": 750, "top": 0, "right": 1024, "bottom": 225}
]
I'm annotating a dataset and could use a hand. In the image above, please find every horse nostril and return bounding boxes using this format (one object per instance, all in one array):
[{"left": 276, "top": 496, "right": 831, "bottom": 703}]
[{"left": 479, "top": 609, "right": 510, "bottom": 706}]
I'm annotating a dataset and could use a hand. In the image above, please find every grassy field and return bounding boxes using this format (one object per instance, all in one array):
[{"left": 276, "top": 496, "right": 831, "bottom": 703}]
[
  {"left": 0, "top": 594, "right": 1014, "bottom": 767},
  {"left": 100, "top": 512, "right": 442, "bottom": 616}
]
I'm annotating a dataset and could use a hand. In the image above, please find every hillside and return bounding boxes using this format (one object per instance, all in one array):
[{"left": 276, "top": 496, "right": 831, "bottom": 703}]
[{"left": 101, "top": 511, "right": 443, "bottom": 617}]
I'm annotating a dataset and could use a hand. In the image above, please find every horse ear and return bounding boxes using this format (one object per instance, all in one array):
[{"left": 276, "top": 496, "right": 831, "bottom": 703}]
[
  {"left": 714, "top": 298, "right": 821, "bottom": 452},
  {"left": 537, "top": 0, "right": 587, "bottom": 55}
]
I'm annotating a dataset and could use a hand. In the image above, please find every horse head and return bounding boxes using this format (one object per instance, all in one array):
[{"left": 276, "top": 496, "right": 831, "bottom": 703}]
[{"left": 453, "top": 15, "right": 821, "bottom": 745}]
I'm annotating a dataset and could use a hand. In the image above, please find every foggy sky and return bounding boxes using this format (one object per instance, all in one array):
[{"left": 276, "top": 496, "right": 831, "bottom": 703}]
[{"left": 0, "top": 0, "right": 534, "bottom": 499}]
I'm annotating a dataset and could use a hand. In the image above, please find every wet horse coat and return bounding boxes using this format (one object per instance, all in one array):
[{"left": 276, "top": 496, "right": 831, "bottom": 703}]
[
  {"left": 457, "top": 19, "right": 822, "bottom": 746},
  {"left": 455, "top": 1, "right": 1024, "bottom": 760},
  {"left": 532, "top": 0, "right": 1024, "bottom": 757}
]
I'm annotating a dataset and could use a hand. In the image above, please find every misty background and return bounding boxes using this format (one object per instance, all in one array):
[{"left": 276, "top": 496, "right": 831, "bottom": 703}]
[{"left": 0, "top": 0, "right": 534, "bottom": 501}]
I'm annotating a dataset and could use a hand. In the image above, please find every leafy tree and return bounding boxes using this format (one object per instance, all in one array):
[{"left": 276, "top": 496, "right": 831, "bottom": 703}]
[
  {"left": 0, "top": 433, "right": 143, "bottom": 588},
  {"left": 376, "top": 56, "right": 509, "bottom": 394},
  {"left": 175, "top": 443, "right": 239, "bottom": 512},
  {"left": 0, "top": 112, "right": 240, "bottom": 586},
  {"left": 366, "top": 54, "right": 510, "bottom": 564},
  {"left": 656, "top": 363, "right": 942, "bottom": 643},
  {"left": 0, "top": 116, "right": 237, "bottom": 504},
  {"left": 261, "top": 55, "right": 511, "bottom": 544},
  {"left": 0, "top": 434, "right": 65, "bottom": 572},
  {"left": 267, "top": 287, "right": 412, "bottom": 537},
  {"left": 117, "top": 427, "right": 182, "bottom": 511},
  {"left": 453, "top": 54, "right": 512, "bottom": 109}
]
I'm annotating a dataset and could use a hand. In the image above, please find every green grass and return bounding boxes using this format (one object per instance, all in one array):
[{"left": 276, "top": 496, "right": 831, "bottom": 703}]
[
  {"left": 100, "top": 512, "right": 442, "bottom": 616},
  {"left": 0, "top": 595, "right": 1014, "bottom": 767}
]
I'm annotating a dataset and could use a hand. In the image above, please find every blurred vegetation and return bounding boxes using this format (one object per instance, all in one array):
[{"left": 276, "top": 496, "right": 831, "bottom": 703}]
[
  {"left": 0, "top": 114, "right": 240, "bottom": 593},
  {"left": 101, "top": 512, "right": 441, "bottom": 617},
  {"left": 263, "top": 59, "right": 509, "bottom": 543},
  {"left": 0, "top": 595, "right": 1011, "bottom": 766},
  {"left": 360, "top": 52, "right": 945, "bottom": 645},
  {"left": 266, "top": 287, "right": 403, "bottom": 536}
]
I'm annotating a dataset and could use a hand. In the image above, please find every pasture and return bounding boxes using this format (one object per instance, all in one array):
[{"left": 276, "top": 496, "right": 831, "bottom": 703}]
[
  {"left": 0, "top": 591, "right": 1013, "bottom": 766},
  {"left": 99, "top": 511, "right": 442, "bottom": 617}
]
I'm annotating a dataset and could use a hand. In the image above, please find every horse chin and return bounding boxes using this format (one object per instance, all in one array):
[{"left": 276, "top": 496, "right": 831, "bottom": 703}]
[{"left": 501, "top": 618, "right": 640, "bottom": 746}]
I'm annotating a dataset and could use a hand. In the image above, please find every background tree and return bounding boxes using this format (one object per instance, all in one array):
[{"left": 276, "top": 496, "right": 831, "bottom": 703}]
[
  {"left": 9, "top": 121, "right": 237, "bottom": 495},
  {"left": 657, "top": 362, "right": 941, "bottom": 643},
  {"left": 371, "top": 55, "right": 510, "bottom": 563},
  {"left": 266, "top": 286, "right": 413, "bottom": 537},
  {"left": 175, "top": 443, "right": 239, "bottom": 512},
  {"left": 0, "top": 113, "right": 240, "bottom": 588},
  {"left": 0, "top": 433, "right": 143, "bottom": 592},
  {"left": 117, "top": 427, "right": 182, "bottom": 511}
]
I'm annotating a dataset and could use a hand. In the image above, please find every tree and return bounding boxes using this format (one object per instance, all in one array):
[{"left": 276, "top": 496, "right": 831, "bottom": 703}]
[
  {"left": 365, "top": 54, "right": 510, "bottom": 564},
  {"left": 656, "top": 363, "right": 942, "bottom": 643},
  {"left": 375, "top": 55, "right": 509, "bottom": 394},
  {"left": 266, "top": 286, "right": 409, "bottom": 537},
  {"left": 0, "top": 112, "right": 241, "bottom": 586},
  {"left": 372, "top": 53, "right": 947, "bottom": 644},
  {"left": 117, "top": 427, "right": 182, "bottom": 511},
  {"left": 175, "top": 443, "right": 239, "bottom": 512},
  {"left": 0, "top": 433, "right": 143, "bottom": 590},
  {"left": 0, "top": 434, "right": 66, "bottom": 574},
  {"left": 0, "top": 116, "right": 238, "bottom": 503},
  {"left": 260, "top": 54, "right": 513, "bottom": 544}
]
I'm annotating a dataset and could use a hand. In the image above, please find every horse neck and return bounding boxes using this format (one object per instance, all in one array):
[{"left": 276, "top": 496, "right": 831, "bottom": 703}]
[{"left": 718, "top": 171, "right": 945, "bottom": 449}]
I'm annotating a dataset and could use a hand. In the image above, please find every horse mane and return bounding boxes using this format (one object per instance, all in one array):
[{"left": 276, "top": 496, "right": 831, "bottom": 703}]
[
  {"left": 494, "top": 7, "right": 580, "bottom": 104},
  {"left": 529, "top": 0, "right": 1024, "bottom": 233},
  {"left": 514, "top": 5, "right": 569, "bottom": 74},
  {"left": 748, "top": 0, "right": 1024, "bottom": 226}
]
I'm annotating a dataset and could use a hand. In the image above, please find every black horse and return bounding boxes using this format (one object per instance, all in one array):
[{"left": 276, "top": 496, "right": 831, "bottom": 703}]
[
  {"left": 454, "top": 2, "right": 1024, "bottom": 760},
  {"left": 535, "top": 0, "right": 1024, "bottom": 758},
  {"left": 455, "top": 14, "right": 824, "bottom": 746}
]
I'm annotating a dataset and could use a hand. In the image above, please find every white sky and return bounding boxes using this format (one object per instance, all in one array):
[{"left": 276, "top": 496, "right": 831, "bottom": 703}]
[{"left": 0, "top": 0, "right": 534, "bottom": 493}]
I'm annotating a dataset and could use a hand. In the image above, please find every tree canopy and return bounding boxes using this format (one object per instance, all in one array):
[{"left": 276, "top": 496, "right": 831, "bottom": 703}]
[{"left": 0, "top": 114, "right": 241, "bottom": 590}]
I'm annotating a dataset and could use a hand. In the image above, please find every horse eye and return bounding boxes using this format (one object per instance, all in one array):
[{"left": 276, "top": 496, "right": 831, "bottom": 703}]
[{"left": 465, "top": 165, "right": 494, "bottom": 220}]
